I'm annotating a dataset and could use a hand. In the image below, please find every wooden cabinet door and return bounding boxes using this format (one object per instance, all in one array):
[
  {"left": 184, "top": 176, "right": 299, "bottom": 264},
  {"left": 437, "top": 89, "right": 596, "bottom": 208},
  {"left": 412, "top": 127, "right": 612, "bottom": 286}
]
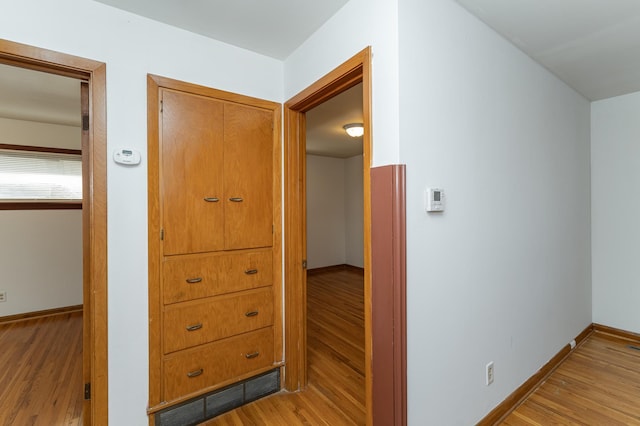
[
  {"left": 223, "top": 103, "right": 273, "bottom": 250},
  {"left": 161, "top": 89, "right": 224, "bottom": 255}
]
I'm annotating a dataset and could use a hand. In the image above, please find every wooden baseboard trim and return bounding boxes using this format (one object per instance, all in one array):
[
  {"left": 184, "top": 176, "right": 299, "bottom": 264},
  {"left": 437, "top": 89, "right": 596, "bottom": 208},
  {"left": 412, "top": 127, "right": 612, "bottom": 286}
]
[
  {"left": 0, "top": 304, "right": 83, "bottom": 324},
  {"left": 593, "top": 323, "right": 640, "bottom": 343},
  {"left": 477, "top": 324, "right": 594, "bottom": 425},
  {"left": 307, "top": 264, "right": 364, "bottom": 276}
]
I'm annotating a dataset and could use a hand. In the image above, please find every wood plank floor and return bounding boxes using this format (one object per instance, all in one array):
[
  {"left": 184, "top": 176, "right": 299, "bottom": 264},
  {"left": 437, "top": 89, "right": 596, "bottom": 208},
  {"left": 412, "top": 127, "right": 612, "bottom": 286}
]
[
  {"left": 0, "top": 311, "right": 83, "bottom": 426},
  {"left": 203, "top": 267, "right": 366, "bottom": 425},
  {"left": 500, "top": 331, "right": 640, "bottom": 425}
]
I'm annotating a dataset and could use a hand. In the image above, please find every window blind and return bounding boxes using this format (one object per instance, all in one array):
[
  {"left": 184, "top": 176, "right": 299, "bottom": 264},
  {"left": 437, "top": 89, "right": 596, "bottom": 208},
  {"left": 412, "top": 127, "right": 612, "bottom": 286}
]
[{"left": 0, "top": 149, "right": 82, "bottom": 201}]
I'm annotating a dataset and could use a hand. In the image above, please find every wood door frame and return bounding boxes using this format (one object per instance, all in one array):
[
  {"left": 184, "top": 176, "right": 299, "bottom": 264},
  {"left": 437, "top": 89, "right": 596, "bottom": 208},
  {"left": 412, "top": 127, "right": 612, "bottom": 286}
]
[
  {"left": 283, "top": 47, "right": 373, "bottom": 423},
  {"left": 0, "top": 39, "right": 108, "bottom": 425}
]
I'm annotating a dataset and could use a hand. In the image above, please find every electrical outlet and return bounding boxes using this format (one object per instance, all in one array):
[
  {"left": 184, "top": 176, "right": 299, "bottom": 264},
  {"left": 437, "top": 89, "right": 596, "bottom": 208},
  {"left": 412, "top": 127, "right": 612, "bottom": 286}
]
[
  {"left": 0, "top": 291, "right": 6, "bottom": 302},
  {"left": 486, "top": 361, "right": 494, "bottom": 385}
]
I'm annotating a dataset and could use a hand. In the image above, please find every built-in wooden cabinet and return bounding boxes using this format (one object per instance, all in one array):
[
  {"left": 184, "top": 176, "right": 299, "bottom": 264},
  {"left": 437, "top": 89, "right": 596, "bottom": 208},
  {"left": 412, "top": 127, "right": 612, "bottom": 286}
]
[
  {"left": 160, "top": 90, "right": 273, "bottom": 255},
  {"left": 147, "top": 75, "right": 282, "bottom": 417}
]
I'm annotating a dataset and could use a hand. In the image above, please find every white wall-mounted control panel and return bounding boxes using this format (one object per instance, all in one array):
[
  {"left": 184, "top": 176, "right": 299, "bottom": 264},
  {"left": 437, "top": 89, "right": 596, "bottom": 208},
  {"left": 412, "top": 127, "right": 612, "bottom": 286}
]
[
  {"left": 425, "top": 187, "right": 445, "bottom": 212},
  {"left": 113, "top": 148, "right": 141, "bottom": 165}
]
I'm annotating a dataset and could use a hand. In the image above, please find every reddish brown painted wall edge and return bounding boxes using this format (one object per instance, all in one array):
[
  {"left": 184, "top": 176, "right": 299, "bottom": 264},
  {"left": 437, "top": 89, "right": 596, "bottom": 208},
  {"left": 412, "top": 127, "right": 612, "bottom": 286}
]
[{"left": 371, "top": 164, "right": 407, "bottom": 426}]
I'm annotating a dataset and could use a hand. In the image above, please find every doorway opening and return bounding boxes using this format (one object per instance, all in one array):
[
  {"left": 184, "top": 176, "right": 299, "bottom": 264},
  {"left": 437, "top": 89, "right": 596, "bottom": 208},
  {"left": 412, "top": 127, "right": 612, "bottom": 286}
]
[
  {"left": 0, "top": 39, "right": 108, "bottom": 424},
  {"left": 284, "top": 47, "right": 373, "bottom": 423},
  {"left": 304, "top": 82, "right": 365, "bottom": 420}
]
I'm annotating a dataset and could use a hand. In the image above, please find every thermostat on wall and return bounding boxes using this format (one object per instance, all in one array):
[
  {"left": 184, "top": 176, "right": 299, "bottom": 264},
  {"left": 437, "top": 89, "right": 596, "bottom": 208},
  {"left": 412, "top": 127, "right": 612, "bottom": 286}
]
[
  {"left": 113, "top": 148, "right": 141, "bottom": 165},
  {"left": 425, "top": 187, "right": 445, "bottom": 212}
]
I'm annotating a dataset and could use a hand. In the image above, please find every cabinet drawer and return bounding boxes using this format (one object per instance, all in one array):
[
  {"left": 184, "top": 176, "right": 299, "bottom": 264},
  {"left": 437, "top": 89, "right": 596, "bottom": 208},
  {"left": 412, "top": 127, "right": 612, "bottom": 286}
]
[
  {"left": 163, "top": 250, "right": 272, "bottom": 304},
  {"left": 163, "top": 287, "right": 273, "bottom": 354},
  {"left": 163, "top": 327, "right": 274, "bottom": 402}
]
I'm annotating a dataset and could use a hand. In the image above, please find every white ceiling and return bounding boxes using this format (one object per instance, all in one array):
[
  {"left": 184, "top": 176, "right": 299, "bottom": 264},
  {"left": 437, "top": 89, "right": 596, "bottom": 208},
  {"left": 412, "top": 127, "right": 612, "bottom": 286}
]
[
  {"left": 0, "top": 63, "right": 80, "bottom": 127},
  {"left": 4, "top": 0, "right": 640, "bottom": 146},
  {"left": 306, "top": 84, "right": 363, "bottom": 159},
  {"left": 94, "top": 0, "right": 350, "bottom": 60},
  {"left": 455, "top": 0, "right": 640, "bottom": 101},
  {"left": 92, "top": 0, "right": 640, "bottom": 101}
]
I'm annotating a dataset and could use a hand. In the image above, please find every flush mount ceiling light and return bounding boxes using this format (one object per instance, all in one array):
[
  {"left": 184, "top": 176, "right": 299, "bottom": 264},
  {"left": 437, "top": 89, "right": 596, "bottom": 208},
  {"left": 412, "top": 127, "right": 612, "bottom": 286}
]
[{"left": 343, "top": 123, "right": 364, "bottom": 138}]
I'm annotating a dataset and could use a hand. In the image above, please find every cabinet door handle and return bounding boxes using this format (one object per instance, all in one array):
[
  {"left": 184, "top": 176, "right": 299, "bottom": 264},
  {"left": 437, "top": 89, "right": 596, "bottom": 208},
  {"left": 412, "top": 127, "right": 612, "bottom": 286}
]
[
  {"left": 203, "top": 197, "right": 219, "bottom": 202},
  {"left": 245, "top": 311, "right": 259, "bottom": 317},
  {"left": 244, "top": 269, "right": 258, "bottom": 275},
  {"left": 186, "top": 323, "right": 203, "bottom": 331},
  {"left": 229, "top": 197, "right": 244, "bottom": 202},
  {"left": 187, "top": 368, "right": 204, "bottom": 378},
  {"left": 186, "top": 277, "right": 203, "bottom": 284},
  {"left": 245, "top": 351, "right": 260, "bottom": 359}
]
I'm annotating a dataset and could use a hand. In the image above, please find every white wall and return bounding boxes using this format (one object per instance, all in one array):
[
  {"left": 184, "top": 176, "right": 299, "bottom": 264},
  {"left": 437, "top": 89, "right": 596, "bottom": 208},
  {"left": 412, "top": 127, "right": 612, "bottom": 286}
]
[
  {"left": 0, "top": 117, "right": 82, "bottom": 316},
  {"left": 399, "top": 0, "right": 592, "bottom": 424},
  {"left": 306, "top": 155, "right": 346, "bottom": 268},
  {"left": 306, "top": 154, "right": 364, "bottom": 269},
  {"left": 0, "top": 117, "right": 80, "bottom": 150},
  {"left": 285, "top": 0, "right": 401, "bottom": 166},
  {"left": 0, "top": 210, "right": 82, "bottom": 316},
  {"left": 1, "top": 1, "right": 282, "bottom": 424},
  {"left": 0, "top": 0, "right": 597, "bottom": 424},
  {"left": 345, "top": 155, "right": 364, "bottom": 267},
  {"left": 592, "top": 91, "right": 640, "bottom": 334}
]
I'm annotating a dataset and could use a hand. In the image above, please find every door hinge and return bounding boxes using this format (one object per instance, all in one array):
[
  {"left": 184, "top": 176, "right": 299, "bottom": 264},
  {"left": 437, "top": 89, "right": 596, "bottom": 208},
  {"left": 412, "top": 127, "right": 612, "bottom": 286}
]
[
  {"left": 84, "top": 383, "right": 91, "bottom": 400},
  {"left": 302, "top": 260, "right": 307, "bottom": 269},
  {"left": 160, "top": 99, "right": 163, "bottom": 113},
  {"left": 82, "top": 114, "right": 89, "bottom": 131},
  {"left": 160, "top": 229, "right": 165, "bottom": 240}
]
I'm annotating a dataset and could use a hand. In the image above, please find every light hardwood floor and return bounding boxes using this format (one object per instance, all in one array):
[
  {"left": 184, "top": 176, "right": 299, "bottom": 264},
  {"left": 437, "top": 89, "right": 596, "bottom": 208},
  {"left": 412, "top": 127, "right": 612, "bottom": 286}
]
[
  {"left": 203, "top": 266, "right": 366, "bottom": 425},
  {"left": 9, "top": 277, "right": 638, "bottom": 425},
  {"left": 501, "top": 331, "right": 640, "bottom": 425},
  {"left": 0, "top": 311, "right": 83, "bottom": 426}
]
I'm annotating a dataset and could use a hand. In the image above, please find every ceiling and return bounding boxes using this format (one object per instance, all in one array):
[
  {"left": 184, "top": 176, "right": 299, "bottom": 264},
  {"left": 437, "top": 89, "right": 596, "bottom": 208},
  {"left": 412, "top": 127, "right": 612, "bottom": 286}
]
[
  {"left": 306, "top": 84, "right": 363, "bottom": 159},
  {"left": 3, "top": 0, "right": 640, "bottom": 147},
  {"left": 92, "top": 0, "right": 640, "bottom": 101},
  {"left": 455, "top": 0, "right": 640, "bottom": 101},
  {"left": 0, "top": 63, "right": 80, "bottom": 127},
  {"left": 94, "top": 0, "right": 350, "bottom": 60}
]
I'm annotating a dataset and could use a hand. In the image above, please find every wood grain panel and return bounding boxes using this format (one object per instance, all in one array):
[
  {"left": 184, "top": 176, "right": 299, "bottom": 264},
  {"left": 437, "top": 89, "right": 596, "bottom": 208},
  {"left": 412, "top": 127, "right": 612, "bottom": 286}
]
[
  {"left": 162, "top": 249, "right": 272, "bottom": 304},
  {"left": 283, "top": 106, "right": 307, "bottom": 391},
  {"left": 223, "top": 103, "right": 273, "bottom": 250},
  {"left": 163, "top": 287, "right": 274, "bottom": 353},
  {"left": 148, "top": 75, "right": 163, "bottom": 410},
  {"left": 161, "top": 89, "right": 225, "bottom": 255},
  {"left": 163, "top": 327, "right": 274, "bottom": 402}
]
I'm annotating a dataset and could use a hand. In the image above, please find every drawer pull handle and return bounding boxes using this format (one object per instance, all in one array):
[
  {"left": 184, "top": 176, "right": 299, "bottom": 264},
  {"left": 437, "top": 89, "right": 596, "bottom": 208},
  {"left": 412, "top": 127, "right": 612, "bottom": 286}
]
[
  {"left": 186, "top": 323, "right": 203, "bottom": 331},
  {"left": 245, "top": 311, "right": 259, "bottom": 317},
  {"left": 229, "top": 197, "right": 244, "bottom": 202},
  {"left": 245, "top": 351, "right": 260, "bottom": 359},
  {"left": 187, "top": 368, "right": 203, "bottom": 378},
  {"left": 186, "top": 277, "right": 202, "bottom": 284},
  {"left": 203, "top": 197, "right": 219, "bottom": 202},
  {"left": 244, "top": 269, "right": 258, "bottom": 275}
]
